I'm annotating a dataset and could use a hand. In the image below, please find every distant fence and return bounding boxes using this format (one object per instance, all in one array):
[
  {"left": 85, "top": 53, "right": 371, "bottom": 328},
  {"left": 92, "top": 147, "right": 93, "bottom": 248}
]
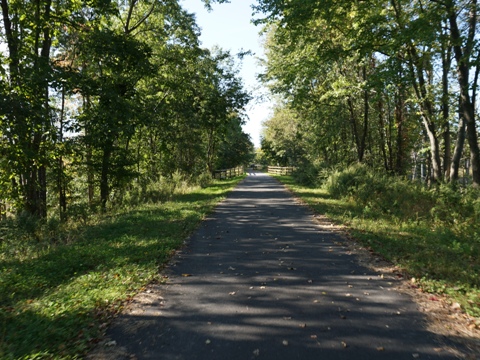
[
  {"left": 267, "top": 166, "right": 296, "bottom": 175},
  {"left": 213, "top": 166, "right": 245, "bottom": 180}
]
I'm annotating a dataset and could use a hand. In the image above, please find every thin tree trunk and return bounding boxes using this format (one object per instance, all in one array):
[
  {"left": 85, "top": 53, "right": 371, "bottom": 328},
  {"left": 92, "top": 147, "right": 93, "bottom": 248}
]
[
  {"left": 58, "top": 85, "right": 67, "bottom": 219},
  {"left": 450, "top": 114, "right": 466, "bottom": 182},
  {"left": 378, "top": 98, "right": 389, "bottom": 171},
  {"left": 100, "top": 145, "right": 112, "bottom": 212},
  {"left": 83, "top": 94, "right": 95, "bottom": 205},
  {"left": 441, "top": 38, "right": 452, "bottom": 180},
  {"left": 347, "top": 97, "right": 361, "bottom": 162},
  {"left": 395, "top": 89, "right": 406, "bottom": 175},
  {"left": 359, "top": 65, "right": 369, "bottom": 163}
]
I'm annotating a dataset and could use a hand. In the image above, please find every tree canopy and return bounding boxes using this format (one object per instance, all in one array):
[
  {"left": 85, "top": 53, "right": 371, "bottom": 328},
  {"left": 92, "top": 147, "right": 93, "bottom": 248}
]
[
  {"left": 239, "top": 0, "right": 480, "bottom": 187},
  {"left": 1, "top": 0, "right": 254, "bottom": 217}
]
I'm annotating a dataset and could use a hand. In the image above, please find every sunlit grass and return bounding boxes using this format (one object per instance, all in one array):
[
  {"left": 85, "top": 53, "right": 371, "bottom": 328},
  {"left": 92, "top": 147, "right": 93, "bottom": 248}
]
[{"left": 0, "top": 177, "right": 244, "bottom": 360}]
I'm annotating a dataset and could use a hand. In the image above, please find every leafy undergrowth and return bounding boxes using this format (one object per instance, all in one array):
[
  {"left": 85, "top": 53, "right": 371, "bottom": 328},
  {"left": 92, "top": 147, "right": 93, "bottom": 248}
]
[
  {"left": 0, "top": 177, "right": 244, "bottom": 360},
  {"left": 275, "top": 174, "right": 480, "bottom": 321}
]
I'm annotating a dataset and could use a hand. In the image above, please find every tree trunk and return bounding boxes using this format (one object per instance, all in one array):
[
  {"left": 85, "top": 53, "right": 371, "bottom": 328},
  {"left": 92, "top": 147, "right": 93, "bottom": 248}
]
[
  {"left": 377, "top": 98, "right": 389, "bottom": 171},
  {"left": 37, "top": 165, "right": 47, "bottom": 218},
  {"left": 83, "top": 94, "right": 95, "bottom": 206},
  {"left": 406, "top": 46, "right": 443, "bottom": 182},
  {"left": 394, "top": 89, "right": 406, "bottom": 175},
  {"left": 450, "top": 114, "right": 466, "bottom": 182},
  {"left": 447, "top": 1, "right": 480, "bottom": 186},
  {"left": 441, "top": 38, "right": 452, "bottom": 180},
  {"left": 359, "top": 64, "right": 369, "bottom": 163},
  {"left": 422, "top": 117, "right": 443, "bottom": 183},
  {"left": 100, "top": 145, "right": 112, "bottom": 212},
  {"left": 58, "top": 85, "right": 67, "bottom": 220},
  {"left": 347, "top": 97, "right": 362, "bottom": 162}
]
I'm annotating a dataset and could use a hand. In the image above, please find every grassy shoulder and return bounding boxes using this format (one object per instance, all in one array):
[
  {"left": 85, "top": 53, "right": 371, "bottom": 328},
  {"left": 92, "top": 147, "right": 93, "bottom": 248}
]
[
  {"left": 0, "top": 177, "right": 244, "bottom": 360},
  {"left": 274, "top": 174, "right": 480, "bottom": 323}
]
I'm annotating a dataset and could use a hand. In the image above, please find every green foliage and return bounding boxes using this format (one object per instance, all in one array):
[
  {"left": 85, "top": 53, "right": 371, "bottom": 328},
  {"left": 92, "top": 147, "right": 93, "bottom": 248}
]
[
  {"left": 196, "top": 171, "right": 213, "bottom": 188},
  {"left": 214, "top": 116, "right": 255, "bottom": 169},
  {"left": 430, "top": 185, "right": 480, "bottom": 227},
  {"left": 291, "top": 159, "right": 322, "bottom": 186},
  {"left": 321, "top": 164, "right": 480, "bottom": 232},
  {"left": 321, "top": 163, "right": 370, "bottom": 199},
  {"left": 0, "top": 177, "right": 243, "bottom": 359},
  {"left": 1, "top": 0, "right": 252, "bottom": 218},
  {"left": 257, "top": 0, "right": 480, "bottom": 185}
]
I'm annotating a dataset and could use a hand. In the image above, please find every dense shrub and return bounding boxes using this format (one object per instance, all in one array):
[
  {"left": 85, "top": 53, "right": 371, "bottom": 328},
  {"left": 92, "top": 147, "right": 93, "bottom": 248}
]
[
  {"left": 292, "top": 160, "right": 322, "bottom": 186},
  {"left": 321, "top": 164, "right": 480, "bottom": 232},
  {"left": 321, "top": 163, "right": 370, "bottom": 199}
]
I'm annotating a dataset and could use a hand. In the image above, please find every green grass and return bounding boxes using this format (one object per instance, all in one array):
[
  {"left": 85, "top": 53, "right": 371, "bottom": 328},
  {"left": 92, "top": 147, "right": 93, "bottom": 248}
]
[
  {"left": 275, "top": 175, "right": 480, "bottom": 320},
  {"left": 0, "top": 177, "right": 244, "bottom": 360}
]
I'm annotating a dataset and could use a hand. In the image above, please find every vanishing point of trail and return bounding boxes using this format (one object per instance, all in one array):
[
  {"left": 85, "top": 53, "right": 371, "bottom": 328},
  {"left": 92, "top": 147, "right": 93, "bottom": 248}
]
[{"left": 93, "top": 172, "right": 465, "bottom": 360}]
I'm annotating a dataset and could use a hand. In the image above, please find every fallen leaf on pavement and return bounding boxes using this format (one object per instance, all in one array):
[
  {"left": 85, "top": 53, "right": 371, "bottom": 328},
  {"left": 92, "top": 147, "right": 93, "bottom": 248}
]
[{"left": 451, "top": 302, "right": 461, "bottom": 310}]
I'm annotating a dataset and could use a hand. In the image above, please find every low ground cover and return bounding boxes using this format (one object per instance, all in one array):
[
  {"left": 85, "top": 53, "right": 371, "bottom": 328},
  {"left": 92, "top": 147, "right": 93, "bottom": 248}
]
[{"left": 0, "top": 177, "right": 244, "bottom": 360}]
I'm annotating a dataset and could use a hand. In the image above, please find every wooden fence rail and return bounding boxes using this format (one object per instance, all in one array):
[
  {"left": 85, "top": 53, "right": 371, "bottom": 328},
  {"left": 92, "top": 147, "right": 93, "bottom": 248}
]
[
  {"left": 213, "top": 166, "right": 245, "bottom": 180},
  {"left": 267, "top": 166, "right": 296, "bottom": 175}
]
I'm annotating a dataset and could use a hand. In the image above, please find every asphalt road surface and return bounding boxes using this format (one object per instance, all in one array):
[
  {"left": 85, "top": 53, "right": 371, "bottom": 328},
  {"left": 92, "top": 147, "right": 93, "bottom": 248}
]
[{"left": 93, "top": 172, "right": 467, "bottom": 359}]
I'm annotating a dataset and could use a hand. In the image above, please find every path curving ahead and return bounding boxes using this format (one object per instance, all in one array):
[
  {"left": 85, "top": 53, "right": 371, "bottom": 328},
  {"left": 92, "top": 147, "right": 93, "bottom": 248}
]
[{"left": 92, "top": 173, "right": 464, "bottom": 360}]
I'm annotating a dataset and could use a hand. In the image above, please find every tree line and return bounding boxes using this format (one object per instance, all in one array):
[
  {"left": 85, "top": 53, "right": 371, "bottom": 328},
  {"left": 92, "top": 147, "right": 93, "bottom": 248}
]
[
  {"left": 0, "top": 0, "right": 253, "bottom": 219},
  {"left": 244, "top": 0, "right": 480, "bottom": 187}
]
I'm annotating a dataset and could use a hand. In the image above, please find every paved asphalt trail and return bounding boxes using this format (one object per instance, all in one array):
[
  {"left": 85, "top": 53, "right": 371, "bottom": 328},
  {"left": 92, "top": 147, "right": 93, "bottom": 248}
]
[{"left": 98, "top": 172, "right": 464, "bottom": 360}]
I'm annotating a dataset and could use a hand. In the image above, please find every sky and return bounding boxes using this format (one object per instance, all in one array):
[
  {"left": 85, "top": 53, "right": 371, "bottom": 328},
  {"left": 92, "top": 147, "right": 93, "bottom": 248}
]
[{"left": 181, "top": 0, "right": 270, "bottom": 148}]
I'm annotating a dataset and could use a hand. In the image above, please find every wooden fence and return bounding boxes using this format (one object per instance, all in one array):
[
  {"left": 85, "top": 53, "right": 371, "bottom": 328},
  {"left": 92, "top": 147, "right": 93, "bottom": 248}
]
[
  {"left": 213, "top": 166, "right": 245, "bottom": 180},
  {"left": 267, "top": 166, "right": 296, "bottom": 175}
]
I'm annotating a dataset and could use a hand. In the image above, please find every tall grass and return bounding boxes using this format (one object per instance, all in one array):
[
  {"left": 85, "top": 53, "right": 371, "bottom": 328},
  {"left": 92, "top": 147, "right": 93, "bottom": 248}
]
[{"left": 0, "top": 176, "right": 243, "bottom": 360}]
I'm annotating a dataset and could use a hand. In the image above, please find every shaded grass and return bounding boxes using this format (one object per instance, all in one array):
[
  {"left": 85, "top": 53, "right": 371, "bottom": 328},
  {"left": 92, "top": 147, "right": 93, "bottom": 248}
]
[
  {"left": 0, "top": 177, "right": 244, "bottom": 360},
  {"left": 275, "top": 175, "right": 480, "bottom": 320}
]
